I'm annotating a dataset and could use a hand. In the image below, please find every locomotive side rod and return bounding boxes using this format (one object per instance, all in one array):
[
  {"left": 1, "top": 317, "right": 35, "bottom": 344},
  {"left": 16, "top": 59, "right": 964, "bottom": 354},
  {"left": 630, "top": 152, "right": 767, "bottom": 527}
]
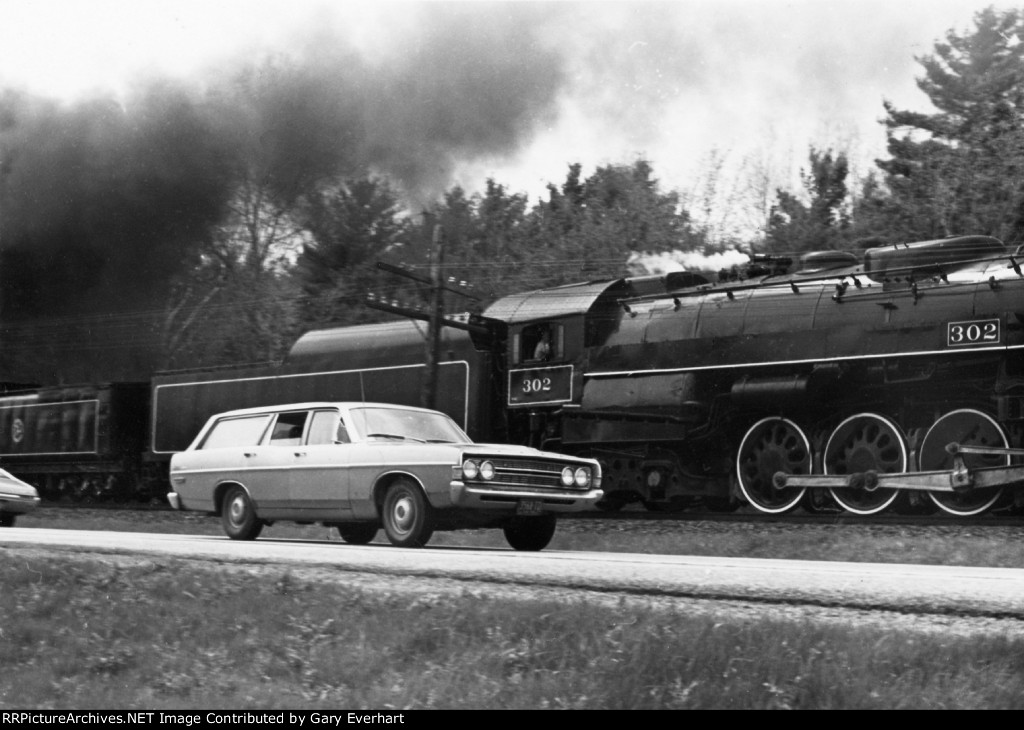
[{"left": 773, "top": 442, "right": 1024, "bottom": 494}]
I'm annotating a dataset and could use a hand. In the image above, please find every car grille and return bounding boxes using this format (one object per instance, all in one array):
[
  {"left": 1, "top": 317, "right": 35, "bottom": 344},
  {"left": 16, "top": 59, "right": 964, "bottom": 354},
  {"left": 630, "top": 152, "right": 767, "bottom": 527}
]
[{"left": 476, "top": 457, "right": 587, "bottom": 490}]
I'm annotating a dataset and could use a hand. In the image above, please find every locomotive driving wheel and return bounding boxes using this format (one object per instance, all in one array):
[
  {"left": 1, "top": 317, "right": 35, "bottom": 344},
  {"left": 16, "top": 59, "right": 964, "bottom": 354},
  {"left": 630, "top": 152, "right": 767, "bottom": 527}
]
[
  {"left": 735, "top": 417, "right": 810, "bottom": 514},
  {"left": 824, "top": 413, "right": 906, "bottom": 515},
  {"left": 919, "top": 408, "right": 1008, "bottom": 517}
]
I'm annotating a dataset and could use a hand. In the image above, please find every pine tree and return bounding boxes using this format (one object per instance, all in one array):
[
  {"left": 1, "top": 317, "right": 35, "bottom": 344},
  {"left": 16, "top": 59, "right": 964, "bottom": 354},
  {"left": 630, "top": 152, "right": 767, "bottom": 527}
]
[
  {"left": 296, "top": 177, "right": 410, "bottom": 327},
  {"left": 765, "top": 148, "right": 850, "bottom": 254},
  {"left": 861, "top": 7, "right": 1024, "bottom": 244}
]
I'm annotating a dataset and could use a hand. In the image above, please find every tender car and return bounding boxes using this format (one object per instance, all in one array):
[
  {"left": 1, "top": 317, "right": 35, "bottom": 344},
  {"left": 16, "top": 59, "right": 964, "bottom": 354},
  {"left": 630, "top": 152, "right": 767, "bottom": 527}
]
[
  {"left": 167, "top": 402, "right": 603, "bottom": 550},
  {"left": 0, "top": 467, "right": 41, "bottom": 526}
]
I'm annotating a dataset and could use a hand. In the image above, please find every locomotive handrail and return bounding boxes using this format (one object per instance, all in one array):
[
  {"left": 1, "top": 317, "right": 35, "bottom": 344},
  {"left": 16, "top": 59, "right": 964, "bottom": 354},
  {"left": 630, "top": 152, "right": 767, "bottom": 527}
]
[
  {"left": 618, "top": 246, "right": 1024, "bottom": 307},
  {"left": 618, "top": 271, "right": 859, "bottom": 305},
  {"left": 619, "top": 268, "right": 1024, "bottom": 311}
]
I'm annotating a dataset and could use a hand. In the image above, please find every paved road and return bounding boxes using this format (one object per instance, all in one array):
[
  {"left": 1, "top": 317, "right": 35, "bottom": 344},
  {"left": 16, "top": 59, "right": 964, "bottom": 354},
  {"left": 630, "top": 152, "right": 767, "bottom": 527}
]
[{"left": 3, "top": 526, "right": 1024, "bottom": 620}]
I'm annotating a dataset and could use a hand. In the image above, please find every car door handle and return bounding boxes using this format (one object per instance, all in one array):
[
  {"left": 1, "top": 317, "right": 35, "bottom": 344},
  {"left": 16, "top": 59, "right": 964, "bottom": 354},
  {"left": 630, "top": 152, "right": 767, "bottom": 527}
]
[
  {"left": 294, "top": 451, "right": 307, "bottom": 457},
  {"left": 244, "top": 452, "right": 256, "bottom": 457}
]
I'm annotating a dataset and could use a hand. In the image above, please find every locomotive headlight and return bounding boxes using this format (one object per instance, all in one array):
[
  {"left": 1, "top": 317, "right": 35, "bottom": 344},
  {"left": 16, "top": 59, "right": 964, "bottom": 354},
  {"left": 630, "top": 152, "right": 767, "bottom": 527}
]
[
  {"left": 574, "top": 467, "right": 591, "bottom": 488},
  {"left": 462, "top": 459, "right": 479, "bottom": 480},
  {"left": 479, "top": 461, "right": 495, "bottom": 480},
  {"left": 561, "top": 466, "right": 575, "bottom": 486}
]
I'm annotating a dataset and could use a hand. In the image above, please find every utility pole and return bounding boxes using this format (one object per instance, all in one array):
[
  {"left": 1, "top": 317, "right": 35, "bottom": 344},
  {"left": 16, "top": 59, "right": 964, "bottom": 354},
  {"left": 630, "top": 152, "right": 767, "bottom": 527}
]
[{"left": 421, "top": 224, "right": 444, "bottom": 410}]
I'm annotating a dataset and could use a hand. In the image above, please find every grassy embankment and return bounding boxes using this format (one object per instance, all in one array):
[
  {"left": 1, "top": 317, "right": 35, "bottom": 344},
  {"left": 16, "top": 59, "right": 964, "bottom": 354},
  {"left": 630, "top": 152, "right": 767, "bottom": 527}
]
[{"left": 3, "top": 555, "right": 1024, "bottom": 710}]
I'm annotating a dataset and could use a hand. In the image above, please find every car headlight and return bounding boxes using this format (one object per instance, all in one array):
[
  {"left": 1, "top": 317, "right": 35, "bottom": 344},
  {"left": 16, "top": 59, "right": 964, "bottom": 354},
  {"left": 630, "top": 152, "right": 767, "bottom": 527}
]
[
  {"left": 462, "top": 459, "right": 479, "bottom": 480},
  {"left": 561, "top": 466, "right": 575, "bottom": 486},
  {"left": 479, "top": 460, "right": 495, "bottom": 480},
  {"left": 574, "top": 467, "right": 591, "bottom": 488}
]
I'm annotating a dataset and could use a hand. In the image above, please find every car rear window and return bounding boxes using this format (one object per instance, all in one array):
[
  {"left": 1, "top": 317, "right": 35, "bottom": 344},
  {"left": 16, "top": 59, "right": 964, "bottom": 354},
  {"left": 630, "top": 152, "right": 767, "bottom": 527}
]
[{"left": 199, "top": 415, "right": 271, "bottom": 449}]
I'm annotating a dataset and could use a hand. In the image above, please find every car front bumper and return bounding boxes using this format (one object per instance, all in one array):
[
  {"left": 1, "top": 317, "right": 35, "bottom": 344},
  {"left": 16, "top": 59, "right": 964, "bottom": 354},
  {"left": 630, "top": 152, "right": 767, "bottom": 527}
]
[{"left": 449, "top": 481, "right": 603, "bottom": 512}]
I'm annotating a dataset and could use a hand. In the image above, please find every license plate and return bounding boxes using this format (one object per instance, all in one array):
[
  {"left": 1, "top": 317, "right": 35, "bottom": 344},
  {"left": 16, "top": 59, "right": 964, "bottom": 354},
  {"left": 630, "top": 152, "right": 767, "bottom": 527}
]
[{"left": 516, "top": 499, "right": 544, "bottom": 516}]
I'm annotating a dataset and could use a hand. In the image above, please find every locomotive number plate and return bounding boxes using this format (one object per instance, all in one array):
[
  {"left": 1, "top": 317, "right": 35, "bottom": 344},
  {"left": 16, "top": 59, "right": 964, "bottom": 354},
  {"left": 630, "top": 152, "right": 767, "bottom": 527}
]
[
  {"left": 508, "top": 365, "right": 573, "bottom": 406},
  {"left": 947, "top": 318, "right": 1001, "bottom": 347}
]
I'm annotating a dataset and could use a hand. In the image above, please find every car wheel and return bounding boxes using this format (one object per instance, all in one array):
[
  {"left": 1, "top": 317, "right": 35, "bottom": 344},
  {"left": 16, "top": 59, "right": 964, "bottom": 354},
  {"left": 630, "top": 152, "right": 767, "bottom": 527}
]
[
  {"left": 503, "top": 514, "right": 557, "bottom": 551},
  {"left": 0, "top": 513, "right": 15, "bottom": 527},
  {"left": 381, "top": 479, "right": 435, "bottom": 548},
  {"left": 221, "top": 485, "right": 263, "bottom": 540},
  {"left": 336, "top": 523, "right": 378, "bottom": 545}
]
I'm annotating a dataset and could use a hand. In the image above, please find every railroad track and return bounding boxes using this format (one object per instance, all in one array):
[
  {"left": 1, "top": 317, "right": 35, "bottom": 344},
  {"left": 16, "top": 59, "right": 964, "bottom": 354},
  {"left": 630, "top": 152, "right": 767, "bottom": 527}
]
[{"left": 567, "top": 505, "right": 1024, "bottom": 529}]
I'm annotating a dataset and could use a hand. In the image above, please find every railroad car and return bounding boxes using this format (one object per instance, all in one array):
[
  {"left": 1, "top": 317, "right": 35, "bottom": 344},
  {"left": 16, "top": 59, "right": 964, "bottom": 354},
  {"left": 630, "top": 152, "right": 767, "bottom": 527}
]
[
  {"left": 4, "top": 234, "right": 1024, "bottom": 519},
  {"left": 0, "top": 382, "right": 152, "bottom": 501}
]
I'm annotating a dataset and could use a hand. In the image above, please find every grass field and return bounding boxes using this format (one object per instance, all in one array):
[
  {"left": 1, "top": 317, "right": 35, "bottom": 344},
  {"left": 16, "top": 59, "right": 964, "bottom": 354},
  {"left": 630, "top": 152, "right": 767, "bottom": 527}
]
[
  {"left": 3, "top": 507, "right": 1024, "bottom": 709},
  {"left": 2, "top": 554, "right": 1023, "bottom": 710}
]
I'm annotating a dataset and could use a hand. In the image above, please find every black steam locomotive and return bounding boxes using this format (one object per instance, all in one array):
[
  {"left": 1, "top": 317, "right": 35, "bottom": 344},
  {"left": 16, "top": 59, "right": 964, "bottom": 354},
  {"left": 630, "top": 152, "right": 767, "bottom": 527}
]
[{"left": 4, "top": 234, "right": 1024, "bottom": 518}]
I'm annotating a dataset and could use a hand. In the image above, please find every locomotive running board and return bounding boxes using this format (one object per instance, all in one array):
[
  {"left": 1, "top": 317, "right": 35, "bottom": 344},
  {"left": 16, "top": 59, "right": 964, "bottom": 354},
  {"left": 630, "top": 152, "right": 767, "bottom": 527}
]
[{"left": 773, "top": 443, "right": 1024, "bottom": 494}]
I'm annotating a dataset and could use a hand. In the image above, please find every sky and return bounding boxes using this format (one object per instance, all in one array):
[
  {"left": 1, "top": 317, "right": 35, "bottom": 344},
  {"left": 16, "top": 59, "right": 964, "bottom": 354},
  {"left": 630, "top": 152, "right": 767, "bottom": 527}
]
[{"left": 0, "top": 0, "right": 1019, "bottom": 230}]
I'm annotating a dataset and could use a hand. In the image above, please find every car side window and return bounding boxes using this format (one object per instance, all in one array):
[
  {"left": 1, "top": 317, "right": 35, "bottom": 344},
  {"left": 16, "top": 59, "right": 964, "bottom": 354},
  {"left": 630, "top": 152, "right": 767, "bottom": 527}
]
[
  {"left": 268, "top": 411, "right": 309, "bottom": 446},
  {"left": 307, "top": 410, "right": 347, "bottom": 445},
  {"left": 199, "top": 415, "right": 272, "bottom": 450}
]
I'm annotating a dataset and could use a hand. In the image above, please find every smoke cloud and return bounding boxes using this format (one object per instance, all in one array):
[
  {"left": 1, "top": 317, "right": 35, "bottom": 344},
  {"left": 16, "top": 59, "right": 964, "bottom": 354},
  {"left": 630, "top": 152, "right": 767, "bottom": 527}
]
[{"left": 0, "top": 4, "right": 566, "bottom": 381}]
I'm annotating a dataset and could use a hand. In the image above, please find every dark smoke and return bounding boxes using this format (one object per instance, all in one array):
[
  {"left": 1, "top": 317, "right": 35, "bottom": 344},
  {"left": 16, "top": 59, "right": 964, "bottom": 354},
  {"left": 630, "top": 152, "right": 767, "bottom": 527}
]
[
  {"left": 0, "top": 84, "right": 233, "bottom": 317},
  {"left": 0, "top": 4, "right": 566, "bottom": 383}
]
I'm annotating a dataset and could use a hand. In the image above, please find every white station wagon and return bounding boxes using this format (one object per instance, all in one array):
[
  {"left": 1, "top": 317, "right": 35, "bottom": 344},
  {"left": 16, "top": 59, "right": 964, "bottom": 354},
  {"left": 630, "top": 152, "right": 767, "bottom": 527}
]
[{"left": 168, "top": 402, "right": 603, "bottom": 550}]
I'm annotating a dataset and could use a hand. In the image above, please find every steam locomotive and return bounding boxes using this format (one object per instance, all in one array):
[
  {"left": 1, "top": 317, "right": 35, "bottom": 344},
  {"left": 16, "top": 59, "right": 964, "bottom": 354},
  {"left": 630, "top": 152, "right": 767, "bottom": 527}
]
[{"left": 3, "top": 233, "right": 1024, "bottom": 518}]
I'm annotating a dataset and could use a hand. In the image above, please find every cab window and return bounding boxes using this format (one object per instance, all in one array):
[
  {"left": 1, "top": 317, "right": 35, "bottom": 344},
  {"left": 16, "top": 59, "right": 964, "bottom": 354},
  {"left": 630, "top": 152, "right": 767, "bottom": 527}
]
[
  {"left": 519, "top": 323, "right": 560, "bottom": 364},
  {"left": 199, "top": 415, "right": 272, "bottom": 450},
  {"left": 268, "top": 411, "right": 309, "bottom": 446}
]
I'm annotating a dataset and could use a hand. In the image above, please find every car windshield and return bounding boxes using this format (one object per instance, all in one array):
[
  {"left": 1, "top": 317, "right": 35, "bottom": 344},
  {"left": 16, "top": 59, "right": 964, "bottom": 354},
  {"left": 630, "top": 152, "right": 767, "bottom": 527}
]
[{"left": 348, "top": 406, "right": 469, "bottom": 444}]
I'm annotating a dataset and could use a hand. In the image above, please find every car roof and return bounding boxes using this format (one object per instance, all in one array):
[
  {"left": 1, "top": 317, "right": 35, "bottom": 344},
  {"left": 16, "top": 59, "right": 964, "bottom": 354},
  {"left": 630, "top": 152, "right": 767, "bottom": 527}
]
[{"left": 209, "top": 402, "right": 444, "bottom": 419}]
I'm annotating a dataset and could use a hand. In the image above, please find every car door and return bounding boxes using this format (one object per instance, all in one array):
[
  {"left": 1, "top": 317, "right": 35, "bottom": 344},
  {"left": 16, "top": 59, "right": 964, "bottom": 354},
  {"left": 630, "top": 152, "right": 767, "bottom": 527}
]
[
  {"left": 285, "top": 408, "right": 353, "bottom": 520},
  {"left": 243, "top": 410, "right": 311, "bottom": 519}
]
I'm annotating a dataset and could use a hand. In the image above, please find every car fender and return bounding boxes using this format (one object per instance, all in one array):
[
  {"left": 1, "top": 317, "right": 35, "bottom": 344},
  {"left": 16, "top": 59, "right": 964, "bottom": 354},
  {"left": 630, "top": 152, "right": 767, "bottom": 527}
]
[
  {"left": 213, "top": 480, "right": 254, "bottom": 516},
  {"left": 366, "top": 469, "right": 446, "bottom": 520}
]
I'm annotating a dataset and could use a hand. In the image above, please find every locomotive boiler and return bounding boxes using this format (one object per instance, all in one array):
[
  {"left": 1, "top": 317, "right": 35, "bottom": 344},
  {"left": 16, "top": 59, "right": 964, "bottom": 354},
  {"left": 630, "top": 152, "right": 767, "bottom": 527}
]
[{"left": 484, "top": 234, "right": 1024, "bottom": 517}]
